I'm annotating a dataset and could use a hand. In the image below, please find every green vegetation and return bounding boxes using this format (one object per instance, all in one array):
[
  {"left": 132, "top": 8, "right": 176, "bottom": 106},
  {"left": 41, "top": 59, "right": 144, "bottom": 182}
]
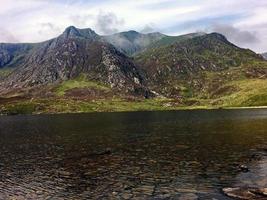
[
  {"left": 54, "top": 74, "right": 110, "bottom": 96},
  {"left": 1, "top": 89, "right": 267, "bottom": 115},
  {"left": 1, "top": 61, "right": 266, "bottom": 115},
  {"left": 0, "top": 85, "right": 264, "bottom": 115},
  {"left": 1, "top": 102, "right": 38, "bottom": 115},
  {"left": 0, "top": 68, "right": 13, "bottom": 79},
  {"left": 213, "top": 79, "right": 267, "bottom": 107},
  {"left": 0, "top": 97, "right": 211, "bottom": 115}
]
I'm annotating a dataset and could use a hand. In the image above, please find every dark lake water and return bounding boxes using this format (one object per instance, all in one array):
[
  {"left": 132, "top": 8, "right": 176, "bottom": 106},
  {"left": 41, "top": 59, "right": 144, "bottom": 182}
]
[{"left": 1, "top": 109, "right": 267, "bottom": 199}]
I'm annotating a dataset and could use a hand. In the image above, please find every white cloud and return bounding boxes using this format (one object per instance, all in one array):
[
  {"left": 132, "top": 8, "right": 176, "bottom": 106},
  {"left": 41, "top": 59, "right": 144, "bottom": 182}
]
[
  {"left": 0, "top": 28, "right": 19, "bottom": 43},
  {"left": 0, "top": 0, "right": 266, "bottom": 52}
]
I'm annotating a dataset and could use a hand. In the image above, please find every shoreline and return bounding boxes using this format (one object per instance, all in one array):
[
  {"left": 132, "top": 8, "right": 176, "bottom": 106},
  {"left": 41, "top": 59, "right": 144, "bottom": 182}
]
[{"left": 1, "top": 105, "right": 267, "bottom": 116}]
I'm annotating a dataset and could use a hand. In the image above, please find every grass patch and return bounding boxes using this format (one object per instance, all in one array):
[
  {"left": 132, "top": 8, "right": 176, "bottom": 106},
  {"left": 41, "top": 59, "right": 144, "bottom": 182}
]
[
  {"left": 1, "top": 102, "right": 38, "bottom": 115},
  {"left": 212, "top": 79, "right": 267, "bottom": 107},
  {"left": 0, "top": 97, "right": 183, "bottom": 115},
  {"left": 0, "top": 68, "right": 13, "bottom": 79},
  {"left": 54, "top": 75, "right": 110, "bottom": 96}
]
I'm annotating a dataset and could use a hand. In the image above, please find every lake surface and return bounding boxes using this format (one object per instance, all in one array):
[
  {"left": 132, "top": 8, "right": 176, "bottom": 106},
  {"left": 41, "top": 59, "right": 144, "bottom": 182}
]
[{"left": 0, "top": 109, "right": 267, "bottom": 199}]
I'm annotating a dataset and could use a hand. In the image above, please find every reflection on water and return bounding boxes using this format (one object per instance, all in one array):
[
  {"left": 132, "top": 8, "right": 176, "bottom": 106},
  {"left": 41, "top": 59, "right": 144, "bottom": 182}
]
[{"left": 0, "top": 109, "right": 267, "bottom": 199}]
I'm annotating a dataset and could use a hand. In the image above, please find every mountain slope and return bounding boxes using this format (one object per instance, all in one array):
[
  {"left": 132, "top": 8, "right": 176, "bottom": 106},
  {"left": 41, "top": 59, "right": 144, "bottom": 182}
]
[{"left": 135, "top": 33, "right": 263, "bottom": 97}]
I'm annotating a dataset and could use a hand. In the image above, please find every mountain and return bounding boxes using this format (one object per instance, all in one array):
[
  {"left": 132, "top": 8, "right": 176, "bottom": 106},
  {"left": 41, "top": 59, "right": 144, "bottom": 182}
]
[
  {"left": 0, "top": 26, "right": 147, "bottom": 96},
  {"left": 136, "top": 33, "right": 261, "bottom": 80},
  {"left": 262, "top": 52, "right": 267, "bottom": 60},
  {"left": 135, "top": 33, "right": 264, "bottom": 97},
  {"left": 103, "top": 31, "right": 165, "bottom": 56},
  {"left": 0, "top": 26, "right": 266, "bottom": 114}
]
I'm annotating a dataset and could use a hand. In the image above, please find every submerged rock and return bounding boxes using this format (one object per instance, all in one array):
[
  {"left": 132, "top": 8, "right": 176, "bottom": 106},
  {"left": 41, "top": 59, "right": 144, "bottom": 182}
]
[
  {"left": 223, "top": 187, "right": 267, "bottom": 199},
  {"left": 98, "top": 148, "right": 112, "bottom": 156},
  {"left": 239, "top": 164, "right": 249, "bottom": 172}
]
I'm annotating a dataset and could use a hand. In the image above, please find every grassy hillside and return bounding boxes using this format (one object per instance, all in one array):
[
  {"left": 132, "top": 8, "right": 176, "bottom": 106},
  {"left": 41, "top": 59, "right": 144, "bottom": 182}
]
[{"left": 1, "top": 66, "right": 266, "bottom": 115}]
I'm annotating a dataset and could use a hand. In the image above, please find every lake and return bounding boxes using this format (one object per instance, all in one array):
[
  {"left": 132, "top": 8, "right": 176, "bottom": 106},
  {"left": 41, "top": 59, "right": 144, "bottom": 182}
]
[{"left": 0, "top": 109, "right": 267, "bottom": 199}]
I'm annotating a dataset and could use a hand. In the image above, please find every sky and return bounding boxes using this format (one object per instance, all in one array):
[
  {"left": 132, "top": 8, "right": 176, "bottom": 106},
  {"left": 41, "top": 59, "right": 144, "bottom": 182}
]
[{"left": 0, "top": 0, "right": 267, "bottom": 53}]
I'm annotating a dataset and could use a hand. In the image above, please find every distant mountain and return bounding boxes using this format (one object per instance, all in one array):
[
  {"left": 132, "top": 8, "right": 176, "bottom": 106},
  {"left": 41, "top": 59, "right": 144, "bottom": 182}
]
[
  {"left": 103, "top": 31, "right": 165, "bottom": 56},
  {"left": 262, "top": 52, "right": 267, "bottom": 60},
  {"left": 103, "top": 32, "right": 206, "bottom": 56}
]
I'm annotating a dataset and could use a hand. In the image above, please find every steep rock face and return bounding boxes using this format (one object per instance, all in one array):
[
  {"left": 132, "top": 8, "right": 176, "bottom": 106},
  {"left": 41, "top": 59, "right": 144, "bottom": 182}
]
[
  {"left": 1, "top": 27, "right": 145, "bottom": 94},
  {"left": 104, "top": 31, "right": 165, "bottom": 56}
]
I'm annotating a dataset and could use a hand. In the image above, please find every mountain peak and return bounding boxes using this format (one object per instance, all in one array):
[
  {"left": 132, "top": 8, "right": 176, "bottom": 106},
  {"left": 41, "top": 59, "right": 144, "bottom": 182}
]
[
  {"left": 208, "top": 32, "right": 228, "bottom": 42},
  {"left": 119, "top": 30, "right": 141, "bottom": 40},
  {"left": 62, "top": 26, "right": 99, "bottom": 40},
  {"left": 63, "top": 26, "right": 80, "bottom": 37},
  {"left": 123, "top": 30, "right": 140, "bottom": 34}
]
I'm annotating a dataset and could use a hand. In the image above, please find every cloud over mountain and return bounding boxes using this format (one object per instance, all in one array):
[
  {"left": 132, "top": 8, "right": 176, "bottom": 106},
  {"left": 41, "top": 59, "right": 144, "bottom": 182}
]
[
  {"left": 210, "top": 23, "right": 260, "bottom": 49},
  {"left": 0, "top": 28, "right": 19, "bottom": 43},
  {"left": 95, "top": 12, "right": 124, "bottom": 35}
]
